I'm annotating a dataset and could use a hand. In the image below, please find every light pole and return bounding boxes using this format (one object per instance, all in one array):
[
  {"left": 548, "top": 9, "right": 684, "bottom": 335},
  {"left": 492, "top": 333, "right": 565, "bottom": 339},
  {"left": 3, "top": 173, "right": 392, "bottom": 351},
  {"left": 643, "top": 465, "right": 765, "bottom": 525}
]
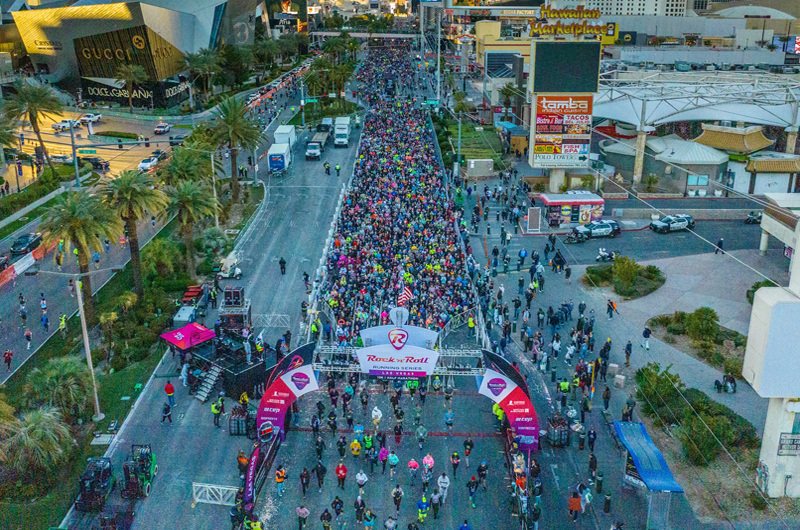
[
  {"left": 69, "top": 120, "right": 81, "bottom": 187},
  {"left": 436, "top": 7, "right": 442, "bottom": 105}
]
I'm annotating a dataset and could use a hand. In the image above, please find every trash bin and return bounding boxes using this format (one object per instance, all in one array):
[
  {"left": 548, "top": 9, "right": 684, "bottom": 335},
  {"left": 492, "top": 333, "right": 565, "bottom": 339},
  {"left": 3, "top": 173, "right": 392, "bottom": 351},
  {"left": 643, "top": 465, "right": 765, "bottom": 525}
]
[
  {"left": 604, "top": 494, "right": 611, "bottom": 514},
  {"left": 579, "top": 432, "right": 586, "bottom": 450},
  {"left": 596, "top": 473, "right": 603, "bottom": 494}
]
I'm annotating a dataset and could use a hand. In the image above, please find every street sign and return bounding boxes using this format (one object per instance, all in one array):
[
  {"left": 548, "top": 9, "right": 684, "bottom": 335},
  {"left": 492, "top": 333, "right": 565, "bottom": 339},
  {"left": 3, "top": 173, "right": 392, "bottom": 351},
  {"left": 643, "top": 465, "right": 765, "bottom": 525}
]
[
  {"left": 778, "top": 433, "right": 800, "bottom": 456},
  {"left": 305, "top": 99, "right": 318, "bottom": 103},
  {"left": 78, "top": 149, "right": 97, "bottom": 154},
  {"left": 15, "top": 160, "right": 23, "bottom": 176}
]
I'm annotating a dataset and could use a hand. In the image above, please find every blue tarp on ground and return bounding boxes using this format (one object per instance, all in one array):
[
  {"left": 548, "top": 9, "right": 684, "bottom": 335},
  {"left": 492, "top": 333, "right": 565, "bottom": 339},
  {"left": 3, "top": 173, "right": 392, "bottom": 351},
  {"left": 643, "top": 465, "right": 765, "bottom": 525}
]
[{"left": 614, "top": 421, "right": 684, "bottom": 493}]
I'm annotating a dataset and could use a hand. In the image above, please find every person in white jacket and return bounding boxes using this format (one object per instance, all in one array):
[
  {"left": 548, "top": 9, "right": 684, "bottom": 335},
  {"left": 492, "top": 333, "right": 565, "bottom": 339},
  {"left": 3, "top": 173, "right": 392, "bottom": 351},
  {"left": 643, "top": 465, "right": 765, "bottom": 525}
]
[
  {"left": 372, "top": 406, "right": 383, "bottom": 429},
  {"left": 437, "top": 472, "right": 450, "bottom": 505},
  {"left": 356, "top": 470, "right": 369, "bottom": 495}
]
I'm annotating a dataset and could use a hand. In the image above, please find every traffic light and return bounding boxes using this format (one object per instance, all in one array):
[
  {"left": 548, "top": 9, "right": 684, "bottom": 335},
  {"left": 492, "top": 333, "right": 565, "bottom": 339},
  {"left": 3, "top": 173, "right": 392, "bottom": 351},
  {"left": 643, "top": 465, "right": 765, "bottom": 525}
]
[
  {"left": 145, "top": 137, "right": 150, "bottom": 148},
  {"left": 19, "top": 134, "right": 24, "bottom": 146},
  {"left": 248, "top": 156, "right": 253, "bottom": 166}
]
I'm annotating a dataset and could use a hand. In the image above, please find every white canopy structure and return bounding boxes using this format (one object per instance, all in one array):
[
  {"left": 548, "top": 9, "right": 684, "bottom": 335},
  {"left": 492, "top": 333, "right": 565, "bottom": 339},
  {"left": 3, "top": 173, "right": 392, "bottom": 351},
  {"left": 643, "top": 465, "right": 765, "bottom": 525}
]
[{"left": 592, "top": 71, "right": 800, "bottom": 180}]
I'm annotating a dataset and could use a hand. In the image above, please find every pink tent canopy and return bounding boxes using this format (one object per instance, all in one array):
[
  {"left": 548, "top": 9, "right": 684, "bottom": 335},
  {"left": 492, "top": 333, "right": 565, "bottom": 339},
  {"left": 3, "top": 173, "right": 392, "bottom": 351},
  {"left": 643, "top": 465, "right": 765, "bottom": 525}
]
[{"left": 160, "top": 322, "right": 216, "bottom": 350}]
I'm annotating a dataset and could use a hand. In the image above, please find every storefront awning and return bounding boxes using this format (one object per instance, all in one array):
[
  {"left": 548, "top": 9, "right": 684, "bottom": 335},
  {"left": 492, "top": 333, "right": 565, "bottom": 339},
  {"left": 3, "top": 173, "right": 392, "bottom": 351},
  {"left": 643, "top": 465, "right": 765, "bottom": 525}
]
[{"left": 540, "top": 192, "right": 604, "bottom": 205}]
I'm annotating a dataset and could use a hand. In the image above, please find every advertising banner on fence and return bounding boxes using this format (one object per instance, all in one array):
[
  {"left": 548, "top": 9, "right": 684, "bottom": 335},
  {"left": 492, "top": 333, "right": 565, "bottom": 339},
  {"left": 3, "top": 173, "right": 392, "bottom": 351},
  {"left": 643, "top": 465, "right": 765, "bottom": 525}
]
[
  {"left": 532, "top": 95, "right": 593, "bottom": 169},
  {"left": 480, "top": 350, "right": 539, "bottom": 450},
  {"left": 256, "top": 343, "right": 316, "bottom": 440}
]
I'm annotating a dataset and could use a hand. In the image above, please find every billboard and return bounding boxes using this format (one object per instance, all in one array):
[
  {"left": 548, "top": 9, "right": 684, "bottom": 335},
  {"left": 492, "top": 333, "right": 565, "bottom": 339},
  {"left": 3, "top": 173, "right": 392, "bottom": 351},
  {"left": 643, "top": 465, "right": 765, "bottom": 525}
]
[
  {"left": 532, "top": 95, "right": 593, "bottom": 169},
  {"left": 530, "top": 41, "right": 602, "bottom": 94}
]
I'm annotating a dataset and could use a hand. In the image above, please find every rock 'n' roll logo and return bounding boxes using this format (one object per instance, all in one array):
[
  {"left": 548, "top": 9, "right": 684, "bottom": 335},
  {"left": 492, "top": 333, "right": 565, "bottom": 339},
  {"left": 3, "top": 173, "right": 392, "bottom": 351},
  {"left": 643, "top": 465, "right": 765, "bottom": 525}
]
[
  {"left": 487, "top": 378, "right": 507, "bottom": 397},
  {"left": 388, "top": 329, "right": 409, "bottom": 350},
  {"left": 291, "top": 372, "right": 310, "bottom": 390}
]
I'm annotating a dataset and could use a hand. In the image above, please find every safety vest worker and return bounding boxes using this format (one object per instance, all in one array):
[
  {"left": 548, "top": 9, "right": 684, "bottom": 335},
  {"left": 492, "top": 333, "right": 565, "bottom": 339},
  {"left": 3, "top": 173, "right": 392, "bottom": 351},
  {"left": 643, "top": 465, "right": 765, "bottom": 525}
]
[
  {"left": 59, "top": 315, "right": 67, "bottom": 330},
  {"left": 468, "top": 317, "right": 475, "bottom": 328},
  {"left": 275, "top": 468, "right": 286, "bottom": 482}
]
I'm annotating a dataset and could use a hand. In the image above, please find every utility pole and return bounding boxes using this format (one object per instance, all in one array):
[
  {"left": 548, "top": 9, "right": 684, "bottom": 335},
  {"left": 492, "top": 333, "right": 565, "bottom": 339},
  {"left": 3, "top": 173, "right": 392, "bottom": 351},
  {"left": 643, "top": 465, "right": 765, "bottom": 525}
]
[
  {"left": 420, "top": 6, "right": 425, "bottom": 55},
  {"left": 436, "top": 8, "right": 442, "bottom": 105},
  {"left": 300, "top": 79, "right": 306, "bottom": 128},
  {"left": 75, "top": 275, "right": 104, "bottom": 422},
  {"left": 69, "top": 120, "right": 81, "bottom": 187},
  {"left": 210, "top": 153, "right": 220, "bottom": 229}
]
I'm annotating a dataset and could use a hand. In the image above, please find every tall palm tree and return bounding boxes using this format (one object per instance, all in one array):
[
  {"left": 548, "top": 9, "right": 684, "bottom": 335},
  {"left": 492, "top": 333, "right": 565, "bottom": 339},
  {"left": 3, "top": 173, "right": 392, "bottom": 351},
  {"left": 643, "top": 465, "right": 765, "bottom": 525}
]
[
  {"left": 499, "top": 82, "right": 516, "bottom": 122},
  {"left": 166, "top": 180, "right": 218, "bottom": 278},
  {"left": 330, "top": 64, "right": 351, "bottom": 108},
  {"left": 211, "top": 96, "right": 263, "bottom": 203},
  {"left": 181, "top": 52, "right": 205, "bottom": 106},
  {"left": 141, "top": 237, "right": 181, "bottom": 279},
  {"left": 24, "top": 356, "right": 93, "bottom": 423},
  {"left": 198, "top": 48, "right": 220, "bottom": 102},
  {"left": 156, "top": 147, "right": 206, "bottom": 187},
  {"left": 304, "top": 71, "right": 324, "bottom": 118},
  {"left": 278, "top": 35, "right": 298, "bottom": 64},
  {"left": 99, "top": 170, "right": 168, "bottom": 297},
  {"left": 347, "top": 38, "right": 361, "bottom": 62},
  {"left": 5, "top": 83, "right": 63, "bottom": 176},
  {"left": 0, "top": 110, "right": 17, "bottom": 178},
  {"left": 0, "top": 406, "right": 74, "bottom": 475},
  {"left": 40, "top": 191, "right": 123, "bottom": 322},
  {"left": 253, "top": 38, "right": 280, "bottom": 82},
  {"left": 114, "top": 64, "right": 149, "bottom": 113}
]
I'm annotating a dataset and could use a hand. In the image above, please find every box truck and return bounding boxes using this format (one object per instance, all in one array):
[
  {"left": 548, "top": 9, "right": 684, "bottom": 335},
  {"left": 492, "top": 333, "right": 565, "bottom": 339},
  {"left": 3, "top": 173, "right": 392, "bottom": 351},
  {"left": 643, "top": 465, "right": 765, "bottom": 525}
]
[
  {"left": 274, "top": 125, "right": 297, "bottom": 148},
  {"left": 334, "top": 116, "right": 351, "bottom": 148},
  {"left": 268, "top": 143, "right": 292, "bottom": 172},
  {"left": 305, "top": 130, "right": 329, "bottom": 160}
]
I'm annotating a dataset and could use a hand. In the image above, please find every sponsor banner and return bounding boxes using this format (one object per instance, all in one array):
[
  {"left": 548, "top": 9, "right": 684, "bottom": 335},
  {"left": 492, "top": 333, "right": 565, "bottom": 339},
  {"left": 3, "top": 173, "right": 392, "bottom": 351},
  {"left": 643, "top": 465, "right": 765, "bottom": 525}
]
[
  {"left": 479, "top": 368, "right": 538, "bottom": 450},
  {"left": 242, "top": 444, "right": 261, "bottom": 509},
  {"left": 369, "top": 370, "right": 427, "bottom": 379},
  {"left": 356, "top": 344, "right": 440, "bottom": 377},
  {"left": 280, "top": 364, "right": 319, "bottom": 397}
]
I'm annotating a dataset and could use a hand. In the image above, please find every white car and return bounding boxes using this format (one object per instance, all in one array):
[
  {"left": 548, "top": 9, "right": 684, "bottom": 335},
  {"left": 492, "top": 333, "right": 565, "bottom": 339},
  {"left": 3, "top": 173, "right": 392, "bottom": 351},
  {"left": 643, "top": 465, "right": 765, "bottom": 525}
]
[
  {"left": 50, "top": 154, "right": 74, "bottom": 164},
  {"left": 52, "top": 119, "right": 81, "bottom": 132},
  {"left": 154, "top": 122, "right": 171, "bottom": 135},
  {"left": 79, "top": 113, "right": 102, "bottom": 123},
  {"left": 138, "top": 157, "right": 159, "bottom": 171}
]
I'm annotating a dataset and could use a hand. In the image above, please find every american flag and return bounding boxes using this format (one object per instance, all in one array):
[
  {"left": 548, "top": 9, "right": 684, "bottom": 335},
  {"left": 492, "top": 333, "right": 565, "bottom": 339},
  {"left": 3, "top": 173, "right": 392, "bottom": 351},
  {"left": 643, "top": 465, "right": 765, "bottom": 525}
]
[{"left": 397, "top": 286, "right": 414, "bottom": 307}]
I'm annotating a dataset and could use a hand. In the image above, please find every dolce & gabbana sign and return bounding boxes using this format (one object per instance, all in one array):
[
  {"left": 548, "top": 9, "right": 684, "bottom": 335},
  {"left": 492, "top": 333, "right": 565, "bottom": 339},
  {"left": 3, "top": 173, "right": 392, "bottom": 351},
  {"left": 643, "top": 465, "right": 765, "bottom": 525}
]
[{"left": 33, "top": 40, "right": 63, "bottom": 50}]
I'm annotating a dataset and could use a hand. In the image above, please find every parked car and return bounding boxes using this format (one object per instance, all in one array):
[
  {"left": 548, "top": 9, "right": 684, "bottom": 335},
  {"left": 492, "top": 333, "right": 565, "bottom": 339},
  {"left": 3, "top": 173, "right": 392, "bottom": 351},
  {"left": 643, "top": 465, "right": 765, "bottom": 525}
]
[
  {"left": 50, "top": 154, "right": 74, "bottom": 164},
  {"left": 10, "top": 232, "right": 42, "bottom": 256},
  {"left": 79, "top": 113, "right": 102, "bottom": 124},
  {"left": 650, "top": 214, "right": 695, "bottom": 234},
  {"left": 154, "top": 123, "right": 171, "bottom": 135},
  {"left": 151, "top": 149, "right": 167, "bottom": 161},
  {"left": 573, "top": 220, "right": 621, "bottom": 239},
  {"left": 138, "top": 157, "right": 159, "bottom": 171},
  {"left": 52, "top": 119, "right": 81, "bottom": 132},
  {"left": 80, "top": 157, "right": 110, "bottom": 171}
]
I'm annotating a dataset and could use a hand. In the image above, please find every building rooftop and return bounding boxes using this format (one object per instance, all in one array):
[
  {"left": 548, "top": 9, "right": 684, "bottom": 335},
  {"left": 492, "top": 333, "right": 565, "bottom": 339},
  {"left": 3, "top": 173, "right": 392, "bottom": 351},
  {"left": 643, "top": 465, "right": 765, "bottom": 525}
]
[
  {"left": 713, "top": 6, "right": 795, "bottom": 19},
  {"left": 693, "top": 124, "right": 774, "bottom": 155},
  {"left": 600, "top": 134, "right": 728, "bottom": 165},
  {"left": 746, "top": 153, "right": 800, "bottom": 173}
]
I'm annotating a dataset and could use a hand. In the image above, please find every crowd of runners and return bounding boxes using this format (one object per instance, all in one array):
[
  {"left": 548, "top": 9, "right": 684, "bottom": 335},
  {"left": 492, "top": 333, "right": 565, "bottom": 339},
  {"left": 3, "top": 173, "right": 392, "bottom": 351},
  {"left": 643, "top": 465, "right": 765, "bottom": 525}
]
[{"left": 321, "top": 44, "right": 475, "bottom": 339}]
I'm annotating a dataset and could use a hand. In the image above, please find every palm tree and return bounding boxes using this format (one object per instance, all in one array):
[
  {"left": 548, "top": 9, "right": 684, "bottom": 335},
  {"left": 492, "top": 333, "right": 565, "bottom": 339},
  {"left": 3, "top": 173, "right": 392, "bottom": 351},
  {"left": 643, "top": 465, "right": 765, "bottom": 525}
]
[
  {"left": 181, "top": 52, "right": 204, "bottom": 107},
  {"left": 114, "top": 64, "right": 148, "bottom": 113},
  {"left": 166, "top": 180, "right": 218, "bottom": 278},
  {"left": 253, "top": 38, "right": 280, "bottom": 82},
  {"left": 330, "top": 64, "right": 351, "bottom": 108},
  {"left": 98, "top": 311, "right": 117, "bottom": 360},
  {"left": 324, "top": 37, "right": 347, "bottom": 65},
  {"left": 0, "top": 392, "right": 14, "bottom": 424},
  {"left": 157, "top": 147, "right": 206, "bottom": 187},
  {"left": 24, "top": 356, "right": 93, "bottom": 423},
  {"left": 453, "top": 90, "right": 471, "bottom": 118},
  {"left": 142, "top": 238, "right": 181, "bottom": 279},
  {"left": 4, "top": 83, "right": 63, "bottom": 175},
  {"left": 202, "top": 226, "right": 228, "bottom": 255},
  {"left": 499, "top": 82, "right": 516, "bottom": 122},
  {"left": 40, "top": 191, "right": 123, "bottom": 321},
  {"left": 304, "top": 71, "right": 324, "bottom": 118},
  {"left": 0, "top": 405, "right": 74, "bottom": 475},
  {"left": 99, "top": 170, "right": 168, "bottom": 297},
  {"left": 211, "top": 96, "right": 263, "bottom": 203},
  {"left": 198, "top": 48, "right": 220, "bottom": 102},
  {"left": 0, "top": 110, "right": 17, "bottom": 178},
  {"left": 346, "top": 38, "right": 361, "bottom": 62},
  {"left": 278, "top": 35, "right": 298, "bottom": 64}
]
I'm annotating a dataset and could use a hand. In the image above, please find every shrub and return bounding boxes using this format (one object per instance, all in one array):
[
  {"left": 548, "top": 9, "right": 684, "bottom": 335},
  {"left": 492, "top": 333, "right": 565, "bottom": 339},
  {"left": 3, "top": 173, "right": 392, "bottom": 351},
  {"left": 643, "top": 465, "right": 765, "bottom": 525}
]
[
  {"left": 680, "top": 413, "right": 734, "bottom": 466},
  {"left": 580, "top": 175, "right": 594, "bottom": 190},
  {"left": 672, "top": 311, "right": 687, "bottom": 324},
  {"left": 663, "top": 335, "right": 676, "bottom": 344},
  {"left": 643, "top": 265, "right": 664, "bottom": 281},
  {"left": 584, "top": 264, "right": 613, "bottom": 287},
  {"left": 686, "top": 307, "right": 719, "bottom": 341},
  {"left": 750, "top": 492, "right": 768, "bottom": 511},
  {"left": 532, "top": 183, "right": 546, "bottom": 193},
  {"left": 691, "top": 339, "right": 717, "bottom": 361},
  {"left": 635, "top": 363, "right": 685, "bottom": 425},
  {"left": 746, "top": 279, "right": 777, "bottom": 304},
  {"left": 683, "top": 388, "right": 759, "bottom": 449},
  {"left": 666, "top": 323, "right": 686, "bottom": 335},
  {"left": 650, "top": 314, "right": 673, "bottom": 328},
  {"left": 93, "top": 130, "right": 139, "bottom": 140},
  {"left": 723, "top": 358, "right": 743, "bottom": 379}
]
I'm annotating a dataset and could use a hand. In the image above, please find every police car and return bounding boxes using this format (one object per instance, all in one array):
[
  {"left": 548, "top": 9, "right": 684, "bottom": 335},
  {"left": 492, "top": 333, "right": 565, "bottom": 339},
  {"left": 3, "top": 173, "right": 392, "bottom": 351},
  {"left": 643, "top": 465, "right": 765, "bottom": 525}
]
[
  {"left": 649, "top": 214, "right": 695, "bottom": 234},
  {"left": 572, "top": 220, "right": 621, "bottom": 239}
]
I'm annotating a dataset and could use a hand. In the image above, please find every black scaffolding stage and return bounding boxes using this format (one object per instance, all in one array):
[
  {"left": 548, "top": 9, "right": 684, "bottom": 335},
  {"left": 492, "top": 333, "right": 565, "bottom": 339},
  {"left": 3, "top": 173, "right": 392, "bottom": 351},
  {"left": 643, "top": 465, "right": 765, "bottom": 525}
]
[{"left": 191, "top": 335, "right": 269, "bottom": 400}]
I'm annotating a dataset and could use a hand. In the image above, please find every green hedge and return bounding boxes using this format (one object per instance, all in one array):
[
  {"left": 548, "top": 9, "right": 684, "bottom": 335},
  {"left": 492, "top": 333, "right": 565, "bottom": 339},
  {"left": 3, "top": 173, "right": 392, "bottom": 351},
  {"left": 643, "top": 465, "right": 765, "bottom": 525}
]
[{"left": 94, "top": 130, "right": 139, "bottom": 140}]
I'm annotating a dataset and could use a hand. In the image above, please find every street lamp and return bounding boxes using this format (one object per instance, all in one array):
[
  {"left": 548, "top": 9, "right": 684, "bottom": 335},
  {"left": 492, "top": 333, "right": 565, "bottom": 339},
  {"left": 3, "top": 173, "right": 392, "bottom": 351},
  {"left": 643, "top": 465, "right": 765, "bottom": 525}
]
[{"left": 25, "top": 266, "right": 123, "bottom": 423}]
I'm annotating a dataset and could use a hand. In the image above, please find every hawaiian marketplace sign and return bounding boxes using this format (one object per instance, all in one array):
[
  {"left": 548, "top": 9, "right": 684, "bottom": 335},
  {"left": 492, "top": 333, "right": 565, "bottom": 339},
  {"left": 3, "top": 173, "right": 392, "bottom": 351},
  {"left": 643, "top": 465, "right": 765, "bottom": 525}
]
[{"left": 530, "top": 6, "right": 606, "bottom": 38}]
